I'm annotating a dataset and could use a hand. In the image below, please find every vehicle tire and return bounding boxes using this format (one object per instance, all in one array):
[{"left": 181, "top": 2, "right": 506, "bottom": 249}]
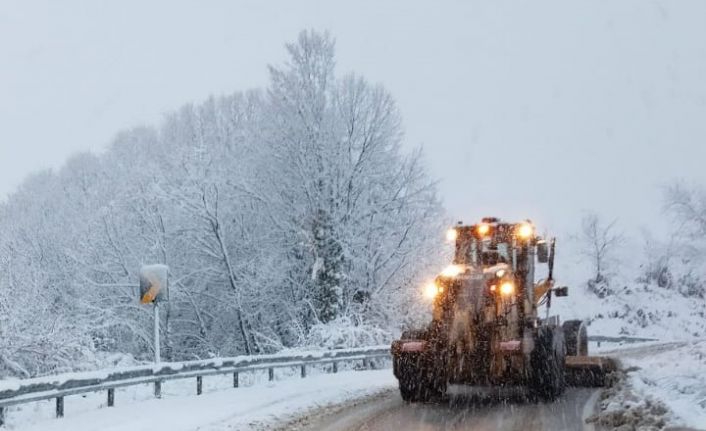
[
  {"left": 395, "top": 354, "right": 420, "bottom": 401},
  {"left": 563, "top": 320, "right": 588, "bottom": 356},
  {"left": 530, "top": 326, "right": 566, "bottom": 401},
  {"left": 395, "top": 356, "right": 446, "bottom": 402},
  {"left": 398, "top": 367, "right": 419, "bottom": 402},
  {"left": 394, "top": 328, "right": 446, "bottom": 403}
]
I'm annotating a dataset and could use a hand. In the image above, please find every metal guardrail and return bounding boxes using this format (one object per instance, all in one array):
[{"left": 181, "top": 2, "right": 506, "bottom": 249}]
[
  {"left": 389, "top": 335, "right": 650, "bottom": 348},
  {"left": 0, "top": 345, "right": 391, "bottom": 426},
  {"left": 587, "top": 335, "right": 658, "bottom": 344}
]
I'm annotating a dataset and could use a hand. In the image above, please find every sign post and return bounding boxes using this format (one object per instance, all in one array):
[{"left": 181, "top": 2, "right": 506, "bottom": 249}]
[
  {"left": 153, "top": 302, "right": 160, "bottom": 364},
  {"left": 140, "top": 264, "right": 169, "bottom": 365}
]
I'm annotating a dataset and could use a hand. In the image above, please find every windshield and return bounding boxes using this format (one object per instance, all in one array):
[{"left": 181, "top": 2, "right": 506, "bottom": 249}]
[
  {"left": 455, "top": 237, "right": 512, "bottom": 267},
  {"left": 481, "top": 241, "right": 511, "bottom": 266}
]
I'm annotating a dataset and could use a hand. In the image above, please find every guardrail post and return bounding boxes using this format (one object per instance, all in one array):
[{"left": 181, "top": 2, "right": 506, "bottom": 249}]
[
  {"left": 300, "top": 364, "right": 306, "bottom": 378},
  {"left": 154, "top": 381, "right": 162, "bottom": 399},
  {"left": 0, "top": 406, "right": 5, "bottom": 426},
  {"left": 196, "top": 376, "right": 203, "bottom": 395},
  {"left": 107, "top": 388, "right": 115, "bottom": 407},
  {"left": 268, "top": 367, "right": 274, "bottom": 381},
  {"left": 363, "top": 358, "right": 370, "bottom": 369},
  {"left": 56, "top": 397, "right": 64, "bottom": 418},
  {"left": 233, "top": 372, "right": 239, "bottom": 388},
  {"left": 333, "top": 361, "right": 338, "bottom": 373}
]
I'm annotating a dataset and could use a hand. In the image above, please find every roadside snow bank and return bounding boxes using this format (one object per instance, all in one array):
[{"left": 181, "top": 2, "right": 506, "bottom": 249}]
[
  {"left": 591, "top": 340, "right": 706, "bottom": 430},
  {"left": 5, "top": 368, "right": 396, "bottom": 431},
  {"left": 587, "top": 369, "right": 670, "bottom": 430}
]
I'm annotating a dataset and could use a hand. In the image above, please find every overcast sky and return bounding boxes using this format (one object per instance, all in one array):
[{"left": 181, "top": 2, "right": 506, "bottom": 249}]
[{"left": 2, "top": 0, "right": 705, "bottom": 237}]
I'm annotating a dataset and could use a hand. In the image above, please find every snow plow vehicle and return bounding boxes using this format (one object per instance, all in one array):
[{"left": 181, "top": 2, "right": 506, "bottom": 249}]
[{"left": 391, "top": 218, "right": 614, "bottom": 402}]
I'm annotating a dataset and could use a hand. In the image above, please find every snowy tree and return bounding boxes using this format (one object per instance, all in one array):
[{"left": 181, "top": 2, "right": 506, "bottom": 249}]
[
  {"left": 0, "top": 30, "right": 443, "bottom": 375},
  {"left": 263, "top": 30, "right": 443, "bottom": 343},
  {"left": 579, "top": 212, "right": 624, "bottom": 297},
  {"left": 661, "top": 182, "right": 706, "bottom": 298}
]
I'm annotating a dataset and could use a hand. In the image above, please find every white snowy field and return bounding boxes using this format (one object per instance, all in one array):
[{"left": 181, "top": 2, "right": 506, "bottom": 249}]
[
  {"left": 3, "top": 366, "right": 396, "bottom": 431},
  {"left": 598, "top": 340, "right": 706, "bottom": 429}
]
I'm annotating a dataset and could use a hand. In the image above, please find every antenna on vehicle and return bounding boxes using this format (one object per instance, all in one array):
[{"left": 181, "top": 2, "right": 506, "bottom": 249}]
[{"left": 547, "top": 238, "right": 556, "bottom": 282}]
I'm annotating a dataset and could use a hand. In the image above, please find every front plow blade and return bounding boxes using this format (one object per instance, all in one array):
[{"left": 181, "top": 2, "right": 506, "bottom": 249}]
[{"left": 565, "top": 356, "right": 617, "bottom": 387}]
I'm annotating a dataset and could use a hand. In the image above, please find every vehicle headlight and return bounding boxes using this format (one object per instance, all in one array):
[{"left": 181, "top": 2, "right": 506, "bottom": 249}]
[
  {"left": 446, "top": 228, "right": 458, "bottom": 242},
  {"left": 517, "top": 222, "right": 534, "bottom": 239},
  {"left": 477, "top": 223, "right": 490, "bottom": 236},
  {"left": 500, "top": 281, "right": 515, "bottom": 296},
  {"left": 423, "top": 282, "right": 440, "bottom": 300}
]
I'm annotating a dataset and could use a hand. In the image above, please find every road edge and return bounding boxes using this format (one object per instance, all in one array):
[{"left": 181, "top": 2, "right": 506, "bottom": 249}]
[
  {"left": 582, "top": 387, "right": 603, "bottom": 431},
  {"left": 270, "top": 387, "right": 399, "bottom": 431}
]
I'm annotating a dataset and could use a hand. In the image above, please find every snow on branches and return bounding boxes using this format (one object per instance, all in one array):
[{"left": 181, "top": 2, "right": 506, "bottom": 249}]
[{"left": 0, "top": 31, "right": 443, "bottom": 376}]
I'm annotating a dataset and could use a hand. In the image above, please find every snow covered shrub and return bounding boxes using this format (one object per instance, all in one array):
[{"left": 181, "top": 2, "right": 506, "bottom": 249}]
[
  {"left": 587, "top": 274, "right": 611, "bottom": 298},
  {"left": 304, "top": 316, "right": 391, "bottom": 349},
  {"left": 674, "top": 268, "right": 705, "bottom": 298},
  {"left": 637, "top": 231, "right": 673, "bottom": 289}
]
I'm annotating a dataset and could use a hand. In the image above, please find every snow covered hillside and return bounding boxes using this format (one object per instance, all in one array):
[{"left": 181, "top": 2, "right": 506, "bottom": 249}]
[
  {"left": 555, "top": 280, "right": 706, "bottom": 340},
  {"left": 547, "top": 186, "right": 706, "bottom": 341}
]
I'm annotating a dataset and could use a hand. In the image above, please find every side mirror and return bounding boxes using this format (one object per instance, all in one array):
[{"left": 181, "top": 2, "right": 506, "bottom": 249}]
[
  {"left": 553, "top": 286, "right": 569, "bottom": 297},
  {"left": 537, "top": 241, "right": 549, "bottom": 263}
]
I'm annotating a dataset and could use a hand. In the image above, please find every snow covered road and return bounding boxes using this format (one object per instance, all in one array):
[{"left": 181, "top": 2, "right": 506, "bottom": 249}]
[
  {"left": 3, "top": 366, "right": 604, "bottom": 431},
  {"left": 284, "top": 387, "right": 601, "bottom": 431}
]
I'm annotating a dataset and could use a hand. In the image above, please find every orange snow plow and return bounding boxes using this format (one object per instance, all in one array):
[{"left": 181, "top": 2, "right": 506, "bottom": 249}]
[
  {"left": 560, "top": 320, "right": 618, "bottom": 387},
  {"left": 391, "top": 218, "right": 616, "bottom": 403}
]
